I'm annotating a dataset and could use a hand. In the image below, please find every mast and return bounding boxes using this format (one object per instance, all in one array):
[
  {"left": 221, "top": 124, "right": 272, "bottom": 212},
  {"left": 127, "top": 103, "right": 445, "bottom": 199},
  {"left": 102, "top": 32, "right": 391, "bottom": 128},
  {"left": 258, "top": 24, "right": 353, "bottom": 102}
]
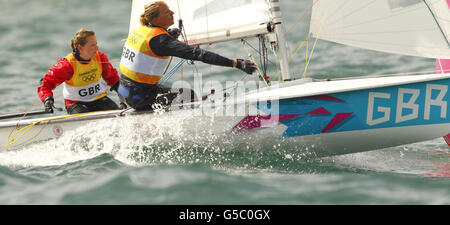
[{"left": 269, "top": 0, "right": 292, "bottom": 81}]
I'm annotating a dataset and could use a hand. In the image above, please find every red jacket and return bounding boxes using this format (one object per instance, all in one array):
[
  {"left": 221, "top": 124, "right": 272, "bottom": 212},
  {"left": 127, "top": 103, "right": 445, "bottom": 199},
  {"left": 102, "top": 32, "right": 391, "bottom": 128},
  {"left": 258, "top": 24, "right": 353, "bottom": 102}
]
[{"left": 38, "top": 51, "right": 119, "bottom": 107}]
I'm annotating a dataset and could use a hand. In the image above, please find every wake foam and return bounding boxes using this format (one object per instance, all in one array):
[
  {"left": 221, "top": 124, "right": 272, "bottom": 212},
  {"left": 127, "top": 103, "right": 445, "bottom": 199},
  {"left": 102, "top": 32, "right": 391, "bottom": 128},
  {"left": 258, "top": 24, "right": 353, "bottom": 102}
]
[
  {"left": 0, "top": 109, "right": 317, "bottom": 169},
  {"left": 6, "top": 108, "right": 443, "bottom": 176}
]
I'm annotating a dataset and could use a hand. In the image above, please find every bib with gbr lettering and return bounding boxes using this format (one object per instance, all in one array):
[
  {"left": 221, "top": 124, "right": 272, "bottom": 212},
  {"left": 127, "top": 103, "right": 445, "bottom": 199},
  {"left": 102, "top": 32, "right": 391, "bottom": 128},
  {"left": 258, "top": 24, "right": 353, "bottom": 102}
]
[
  {"left": 119, "top": 26, "right": 171, "bottom": 85},
  {"left": 63, "top": 52, "right": 107, "bottom": 102}
]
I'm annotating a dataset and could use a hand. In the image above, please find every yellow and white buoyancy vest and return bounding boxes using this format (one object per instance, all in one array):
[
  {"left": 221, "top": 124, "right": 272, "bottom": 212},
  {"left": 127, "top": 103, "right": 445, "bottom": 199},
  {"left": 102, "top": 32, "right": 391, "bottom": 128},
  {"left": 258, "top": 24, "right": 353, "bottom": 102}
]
[
  {"left": 119, "top": 26, "right": 171, "bottom": 85},
  {"left": 63, "top": 52, "right": 107, "bottom": 102}
]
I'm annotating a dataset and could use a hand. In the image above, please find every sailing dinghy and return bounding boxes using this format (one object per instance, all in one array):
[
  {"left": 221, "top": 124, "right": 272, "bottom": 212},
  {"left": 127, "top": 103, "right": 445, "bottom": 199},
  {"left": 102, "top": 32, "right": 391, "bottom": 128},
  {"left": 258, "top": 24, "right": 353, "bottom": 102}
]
[{"left": 1, "top": 0, "right": 450, "bottom": 157}]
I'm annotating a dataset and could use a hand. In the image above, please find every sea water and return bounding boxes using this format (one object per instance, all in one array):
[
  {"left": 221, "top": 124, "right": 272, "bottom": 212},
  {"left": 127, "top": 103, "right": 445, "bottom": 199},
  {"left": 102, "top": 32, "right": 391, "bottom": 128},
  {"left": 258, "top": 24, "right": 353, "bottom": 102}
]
[{"left": 0, "top": 0, "right": 448, "bottom": 206}]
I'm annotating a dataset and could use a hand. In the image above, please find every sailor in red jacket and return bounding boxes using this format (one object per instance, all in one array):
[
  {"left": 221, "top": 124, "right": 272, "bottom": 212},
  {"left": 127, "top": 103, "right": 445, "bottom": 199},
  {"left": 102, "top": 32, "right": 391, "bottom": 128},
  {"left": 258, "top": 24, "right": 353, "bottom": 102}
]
[{"left": 38, "top": 29, "right": 120, "bottom": 114}]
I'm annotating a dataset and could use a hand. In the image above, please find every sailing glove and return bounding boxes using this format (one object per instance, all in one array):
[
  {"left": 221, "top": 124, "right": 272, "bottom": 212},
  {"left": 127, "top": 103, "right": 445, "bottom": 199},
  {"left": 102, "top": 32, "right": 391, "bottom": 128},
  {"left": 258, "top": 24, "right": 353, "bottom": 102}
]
[
  {"left": 44, "top": 96, "right": 55, "bottom": 113},
  {"left": 110, "top": 81, "right": 120, "bottom": 93},
  {"left": 235, "top": 59, "right": 257, "bottom": 75}
]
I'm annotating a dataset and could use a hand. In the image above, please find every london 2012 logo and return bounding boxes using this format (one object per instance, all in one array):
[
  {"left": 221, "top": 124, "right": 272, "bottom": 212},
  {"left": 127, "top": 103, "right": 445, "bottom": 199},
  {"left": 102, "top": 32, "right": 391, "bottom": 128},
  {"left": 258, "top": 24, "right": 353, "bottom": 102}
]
[{"left": 53, "top": 125, "right": 64, "bottom": 137}]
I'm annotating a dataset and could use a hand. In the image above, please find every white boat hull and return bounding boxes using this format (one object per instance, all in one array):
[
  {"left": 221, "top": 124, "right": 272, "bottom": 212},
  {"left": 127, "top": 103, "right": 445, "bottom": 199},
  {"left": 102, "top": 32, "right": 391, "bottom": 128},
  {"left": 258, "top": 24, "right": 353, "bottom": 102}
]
[{"left": 1, "top": 74, "right": 449, "bottom": 156}]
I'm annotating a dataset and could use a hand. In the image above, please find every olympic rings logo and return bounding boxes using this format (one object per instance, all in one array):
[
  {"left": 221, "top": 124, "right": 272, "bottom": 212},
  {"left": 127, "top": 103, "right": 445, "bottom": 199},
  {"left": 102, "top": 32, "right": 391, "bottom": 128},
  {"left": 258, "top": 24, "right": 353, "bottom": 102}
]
[
  {"left": 129, "top": 36, "right": 138, "bottom": 45},
  {"left": 82, "top": 74, "right": 97, "bottom": 82}
]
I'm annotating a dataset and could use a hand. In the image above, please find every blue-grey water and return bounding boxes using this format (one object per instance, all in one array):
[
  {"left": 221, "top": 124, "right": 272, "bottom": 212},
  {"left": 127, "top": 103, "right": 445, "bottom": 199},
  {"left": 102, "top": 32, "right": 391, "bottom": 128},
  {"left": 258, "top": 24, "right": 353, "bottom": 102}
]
[{"left": 0, "top": 0, "right": 448, "bottom": 205}]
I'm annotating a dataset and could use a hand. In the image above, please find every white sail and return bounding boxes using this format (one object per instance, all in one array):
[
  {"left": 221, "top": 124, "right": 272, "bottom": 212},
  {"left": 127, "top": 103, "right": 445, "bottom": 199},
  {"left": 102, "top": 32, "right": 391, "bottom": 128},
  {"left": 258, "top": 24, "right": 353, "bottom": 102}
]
[
  {"left": 309, "top": 0, "right": 450, "bottom": 59},
  {"left": 130, "top": 0, "right": 272, "bottom": 45}
]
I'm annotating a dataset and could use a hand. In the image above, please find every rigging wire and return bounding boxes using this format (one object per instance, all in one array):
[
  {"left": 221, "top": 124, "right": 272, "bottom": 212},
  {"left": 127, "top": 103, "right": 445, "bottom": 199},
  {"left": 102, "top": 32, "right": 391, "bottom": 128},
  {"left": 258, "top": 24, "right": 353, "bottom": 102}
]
[
  {"left": 158, "top": 2, "right": 196, "bottom": 85},
  {"left": 242, "top": 39, "right": 270, "bottom": 87},
  {"left": 259, "top": 35, "right": 269, "bottom": 78},
  {"left": 283, "top": 0, "right": 320, "bottom": 40},
  {"left": 265, "top": 0, "right": 321, "bottom": 81},
  {"left": 303, "top": 36, "right": 321, "bottom": 79},
  {"left": 239, "top": 39, "right": 277, "bottom": 66},
  {"left": 205, "top": 38, "right": 270, "bottom": 100},
  {"left": 152, "top": 0, "right": 321, "bottom": 93},
  {"left": 423, "top": 0, "right": 450, "bottom": 50}
]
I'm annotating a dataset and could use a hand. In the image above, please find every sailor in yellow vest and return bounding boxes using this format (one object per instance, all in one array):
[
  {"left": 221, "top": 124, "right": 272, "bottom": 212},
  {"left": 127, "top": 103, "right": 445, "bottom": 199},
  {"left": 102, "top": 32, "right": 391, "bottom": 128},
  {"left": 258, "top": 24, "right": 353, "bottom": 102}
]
[
  {"left": 118, "top": 1, "right": 257, "bottom": 110},
  {"left": 38, "top": 29, "right": 121, "bottom": 114}
]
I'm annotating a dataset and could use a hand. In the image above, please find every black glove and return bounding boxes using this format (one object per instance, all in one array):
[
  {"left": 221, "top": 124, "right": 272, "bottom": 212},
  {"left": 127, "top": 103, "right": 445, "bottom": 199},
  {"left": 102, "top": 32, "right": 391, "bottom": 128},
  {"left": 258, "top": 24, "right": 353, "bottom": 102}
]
[
  {"left": 110, "top": 81, "right": 120, "bottom": 93},
  {"left": 235, "top": 59, "right": 257, "bottom": 75},
  {"left": 44, "top": 96, "right": 55, "bottom": 113},
  {"left": 119, "top": 102, "right": 128, "bottom": 109},
  {"left": 168, "top": 28, "right": 181, "bottom": 39}
]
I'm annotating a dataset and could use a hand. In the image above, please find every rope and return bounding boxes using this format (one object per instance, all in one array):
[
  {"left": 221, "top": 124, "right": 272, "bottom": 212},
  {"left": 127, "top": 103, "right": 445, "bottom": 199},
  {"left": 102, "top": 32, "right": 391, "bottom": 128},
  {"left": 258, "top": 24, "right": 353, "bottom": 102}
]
[
  {"left": 303, "top": 37, "right": 319, "bottom": 78},
  {"left": 242, "top": 40, "right": 270, "bottom": 87},
  {"left": 5, "top": 112, "right": 96, "bottom": 147},
  {"left": 271, "top": 37, "right": 310, "bottom": 82},
  {"left": 268, "top": 1, "right": 322, "bottom": 82}
]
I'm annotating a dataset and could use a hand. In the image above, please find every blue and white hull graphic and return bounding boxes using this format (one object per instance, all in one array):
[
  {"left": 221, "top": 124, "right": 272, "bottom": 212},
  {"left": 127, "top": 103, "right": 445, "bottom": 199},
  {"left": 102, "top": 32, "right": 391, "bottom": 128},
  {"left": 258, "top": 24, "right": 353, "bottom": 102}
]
[{"left": 233, "top": 74, "right": 450, "bottom": 156}]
